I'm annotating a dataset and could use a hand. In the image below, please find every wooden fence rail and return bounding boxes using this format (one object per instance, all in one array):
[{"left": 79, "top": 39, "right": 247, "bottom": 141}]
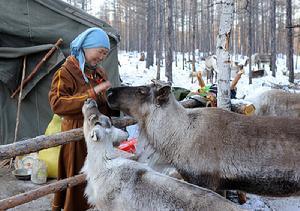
[
  {"left": 0, "top": 116, "right": 137, "bottom": 160},
  {"left": 0, "top": 174, "right": 86, "bottom": 210}
]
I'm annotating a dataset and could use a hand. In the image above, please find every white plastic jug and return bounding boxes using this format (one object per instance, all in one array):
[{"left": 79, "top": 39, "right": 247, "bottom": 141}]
[{"left": 31, "top": 159, "right": 47, "bottom": 184}]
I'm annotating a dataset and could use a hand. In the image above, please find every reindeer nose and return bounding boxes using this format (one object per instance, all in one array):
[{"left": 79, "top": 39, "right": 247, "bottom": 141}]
[
  {"left": 85, "top": 98, "right": 98, "bottom": 108},
  {"left": 85, "top": 98, "right": 93, "bottom": 104}
]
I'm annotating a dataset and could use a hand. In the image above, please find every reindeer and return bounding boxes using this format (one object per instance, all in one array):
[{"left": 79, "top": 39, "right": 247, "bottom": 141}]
[
  {"left": 81, "top": 98, "right": 242, "bottom": 211},
  {"left": 107, "top": 80, "right": 300, "bottom": 197},
  {"left": 204, "top": 55, "right": 218, "bottom": 83},
  {"left": 245, "top": 89, "right": 300, "bottom": 118}
]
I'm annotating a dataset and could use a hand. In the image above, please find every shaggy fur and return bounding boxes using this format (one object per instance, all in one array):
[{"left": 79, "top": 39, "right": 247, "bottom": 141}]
[
  {"left": 107, "top": 80, "right": 300, "bottom": 197},
  {"left": 81, "top": 98, "right": 241, "bottom": 211}
]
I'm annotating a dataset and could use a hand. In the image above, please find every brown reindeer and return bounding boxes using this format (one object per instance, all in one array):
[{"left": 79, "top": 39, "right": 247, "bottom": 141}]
[{"left": 107, "top": 80, "right": 300, "bottom": 197}]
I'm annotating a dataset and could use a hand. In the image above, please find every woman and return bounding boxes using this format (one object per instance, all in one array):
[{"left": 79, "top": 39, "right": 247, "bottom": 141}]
[{"left": 49, "top": 27, "right": 118, "bottom": 211}]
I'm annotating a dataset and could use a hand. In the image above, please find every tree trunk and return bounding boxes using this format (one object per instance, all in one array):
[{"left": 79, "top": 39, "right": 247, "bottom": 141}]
[
  {"left": 165, "top": 0, "right": 173, "bottom": 82},
  {"left": 191, "top": 0, "right": 197, "bottom": 83},
  {"left": 286, "top": 0, "right": 294, "bottom": 83},
  {"left": 174, "top": 0, "right": 178, "bottom": 67},
  {"left": 261, "top": 1, "right": 265, "bottom": 53},
  {"left": 270, "top": 0, "right": 277, "bottom": 77},
  {"left": 200, "top": 0, "right": 205, "bottom": 53},
  {"left": 156, "top": 0, "right": 164, "bottom": 80},
  {"left": 216, "top": 0, "right": 234, "bottom": 110},
  {"left": 181, "top": 0, "right": 185, "bottom": 70},
  {"left": 248, "top": 0, "right": 253, "bottom": 84},
  {"left": 146, "top": 0, "right": 155, "bottom": 68},
  {"left": 207, "top": 0, "right": 211, "bottom": 54}
]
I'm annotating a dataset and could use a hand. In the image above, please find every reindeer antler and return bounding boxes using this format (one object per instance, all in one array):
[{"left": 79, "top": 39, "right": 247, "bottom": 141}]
[{"left": 151, "top": 79, "right": 172, "bottom": 87}]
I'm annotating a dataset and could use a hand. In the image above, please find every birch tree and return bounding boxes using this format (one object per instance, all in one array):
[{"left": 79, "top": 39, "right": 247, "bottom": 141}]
[{"left": 216, "top": 0, "right": 234, "bottom": 110}]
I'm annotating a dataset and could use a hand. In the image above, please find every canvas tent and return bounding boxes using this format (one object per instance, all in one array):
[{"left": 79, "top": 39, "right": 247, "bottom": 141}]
[{"left": 0, "top": 0, "right": 121, "bottom": 145}]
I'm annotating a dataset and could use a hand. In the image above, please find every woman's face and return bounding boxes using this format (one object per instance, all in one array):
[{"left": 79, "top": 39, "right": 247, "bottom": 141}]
[{"left": 84, "top": 48, "right": 109, "bottom": 67}]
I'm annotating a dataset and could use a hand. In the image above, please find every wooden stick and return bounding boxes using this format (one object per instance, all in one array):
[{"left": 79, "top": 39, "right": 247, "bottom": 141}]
[
  {"left": 0, "top": 174, "right": 86, "bottom": 210},
  {"left": 10, "top": 56, "right": 27, "bottom": 168},
  {"left": 230, "top": 69, "right": 244, "bottom": 90},
  {"left": 11, "top": 38, "right": 63, "bottom": 98},
  {"left": 196, "top": 71, "right": 206, "bottom": 88},
  {"left": 0, "top": 116, "right": 136, "bottom": 160}
]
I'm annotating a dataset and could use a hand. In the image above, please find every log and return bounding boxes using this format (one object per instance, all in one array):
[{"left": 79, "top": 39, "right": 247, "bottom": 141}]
[
  {"left": 111, "top": 116, "right": 137, "bottom": 128},
  {"left": 0, "top": 128, "right": 83, "bottom": 160},
  {"left": 180, "top": 97, "right": 207, "bottom": 108},
  {"left": 0, "top": 174, "right": 86, "bottom": 210},
  {"left": 180, "top": 98, "right": 255, "bottom": 115},
  {"left": 252, "top": 69, "right": 265, "bottom": 78},
  {"left": 0, "top": 116, "right": 137, "bottom": 160},
  {"left": 231, "top": 102, "right": 255, "bottom": 116}
]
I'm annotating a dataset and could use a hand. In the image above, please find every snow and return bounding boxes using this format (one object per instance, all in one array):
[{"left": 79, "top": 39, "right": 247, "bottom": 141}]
[
  {"left": 119, "top": 51, "right": 300, "bottom": 94},
  {"left": 118, "top": 50, "right": 300, "bottom": 211}
]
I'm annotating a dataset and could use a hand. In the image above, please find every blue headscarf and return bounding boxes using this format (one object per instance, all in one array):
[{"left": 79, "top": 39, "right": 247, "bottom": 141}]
[{"left": 70, "top": 27, "right": 110, "bottom": 83}]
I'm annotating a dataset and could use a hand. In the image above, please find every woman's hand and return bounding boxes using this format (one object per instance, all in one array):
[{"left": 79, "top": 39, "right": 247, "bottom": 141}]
[{"left": 94, "top": 81, "right": 111, "bottom": 94}]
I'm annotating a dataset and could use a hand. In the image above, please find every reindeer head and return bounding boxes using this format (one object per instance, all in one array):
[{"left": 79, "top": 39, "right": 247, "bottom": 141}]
[
  {"left": 82, "top": 98, "right": 128, "bottom": 147},
  {"left": 107, "top": 80, "right": 172, "bottom": 119}
]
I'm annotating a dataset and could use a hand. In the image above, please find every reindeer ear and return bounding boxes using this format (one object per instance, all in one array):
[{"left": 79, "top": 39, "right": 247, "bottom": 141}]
[
  {"left": 99, "top": 115, "right": 112, "bottom": 128},
  {"left": 156, "top": 85, "right": 171, "bottom": 106}
]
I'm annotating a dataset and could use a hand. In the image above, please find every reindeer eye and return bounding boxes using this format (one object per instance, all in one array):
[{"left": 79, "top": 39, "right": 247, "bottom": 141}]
[
  {"left": 88, "top": 114, "right": 97, "bottom": 122},
  {"left": 137, "top": 88, "right": 147, "bottom": 95}
]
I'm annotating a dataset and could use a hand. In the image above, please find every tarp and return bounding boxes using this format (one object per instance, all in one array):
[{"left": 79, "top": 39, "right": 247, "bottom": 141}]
[{"left": 0, "top": 0, "right": 121, "bottom": 145}]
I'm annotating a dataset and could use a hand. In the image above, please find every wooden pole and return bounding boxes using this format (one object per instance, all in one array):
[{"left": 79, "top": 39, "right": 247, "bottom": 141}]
[
  {"left": 230, "top": 69, "right": 244, "bottom": 90},
  {"left": 111, "top": 116, "right": 137, "bottom": 128},
  {"left": 11, "top": 38, "right": 63, "bottom": 98},
  {"left": 0, "top": 116, "right": 137, "bottom": 160},
  {"left": 196, "top": 71, "right": 206, "bottom": 88},
  {"left": 0, "top": 174, "right": 86, "bottom": 210},
  {"left": 10, "top": 56, "right": 27, "bottom": 168},
  {"left": 0, "top": 128, "right": 83, "bottom": 160}
]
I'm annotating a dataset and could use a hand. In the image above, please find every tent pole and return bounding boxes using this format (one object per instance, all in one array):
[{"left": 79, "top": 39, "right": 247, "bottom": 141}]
[
  {"left": 11, "top": 38, "right": 63, "bottom": 98},
  {"left": 9, "top": 56, "right": 27, "bottom": 168}
]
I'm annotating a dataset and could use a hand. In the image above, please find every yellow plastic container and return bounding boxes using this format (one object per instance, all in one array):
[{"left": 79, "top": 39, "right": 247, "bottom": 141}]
[{"left": 38, "top": 114, "right": 61, "bottom": 178}]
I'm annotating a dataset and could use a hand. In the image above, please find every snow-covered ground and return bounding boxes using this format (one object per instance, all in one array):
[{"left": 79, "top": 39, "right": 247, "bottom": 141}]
[
  {"left": 118, "top": 50, "right": 300, "bottom": 211},
  {"left": 119, "top": 51, "right": 300, "bottom": 95}
]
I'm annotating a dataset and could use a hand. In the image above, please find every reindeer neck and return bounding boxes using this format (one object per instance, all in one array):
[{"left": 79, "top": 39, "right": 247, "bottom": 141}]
[
  {"left": 143, "top": 95, "right": 187, "bottom": 151},
  {"left": 86, "top": 137, "right": 116, "bottom": 169}
]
